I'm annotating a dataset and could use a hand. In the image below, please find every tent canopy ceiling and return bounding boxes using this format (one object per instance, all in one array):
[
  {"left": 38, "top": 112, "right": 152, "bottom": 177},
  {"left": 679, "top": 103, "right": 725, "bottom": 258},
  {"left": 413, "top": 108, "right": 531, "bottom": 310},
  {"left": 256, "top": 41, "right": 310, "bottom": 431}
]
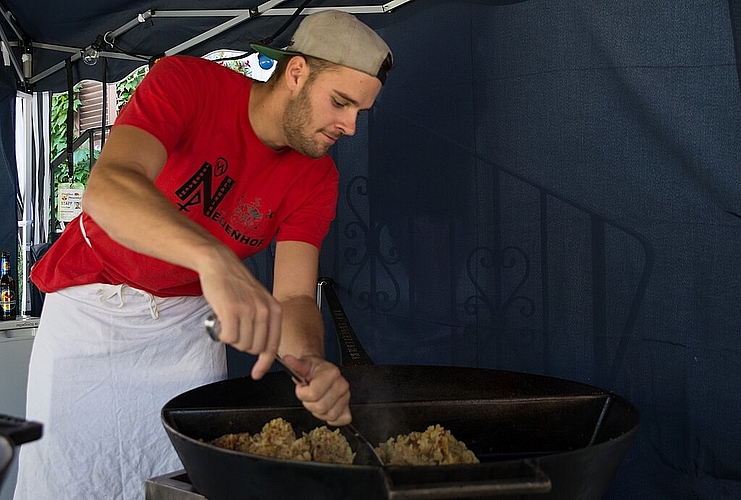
[{"left": 0, "top": 0, "right": 436, "bottom": 92}]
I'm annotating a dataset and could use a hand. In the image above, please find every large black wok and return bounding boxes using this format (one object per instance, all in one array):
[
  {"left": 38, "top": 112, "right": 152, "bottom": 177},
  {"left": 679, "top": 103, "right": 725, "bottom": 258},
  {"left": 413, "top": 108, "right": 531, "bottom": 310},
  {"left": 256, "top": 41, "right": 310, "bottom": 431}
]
[{"left": 162, "top": 279, "right": 639, "bottom": 500}]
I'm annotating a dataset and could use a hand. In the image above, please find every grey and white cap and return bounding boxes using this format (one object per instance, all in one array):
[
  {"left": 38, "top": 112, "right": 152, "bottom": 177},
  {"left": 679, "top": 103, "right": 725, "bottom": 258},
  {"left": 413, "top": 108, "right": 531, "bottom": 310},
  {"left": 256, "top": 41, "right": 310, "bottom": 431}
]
[{"left": 250, "top": 10, "right": 393, "bottom": 84}]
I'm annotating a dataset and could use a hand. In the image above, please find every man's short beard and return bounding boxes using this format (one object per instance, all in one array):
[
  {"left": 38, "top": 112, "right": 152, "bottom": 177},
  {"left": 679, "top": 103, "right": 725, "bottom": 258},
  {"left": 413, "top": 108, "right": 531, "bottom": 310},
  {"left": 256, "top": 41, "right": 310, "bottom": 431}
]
[{"left": 282, "top": 79, "right": 327, "bottom": 159}]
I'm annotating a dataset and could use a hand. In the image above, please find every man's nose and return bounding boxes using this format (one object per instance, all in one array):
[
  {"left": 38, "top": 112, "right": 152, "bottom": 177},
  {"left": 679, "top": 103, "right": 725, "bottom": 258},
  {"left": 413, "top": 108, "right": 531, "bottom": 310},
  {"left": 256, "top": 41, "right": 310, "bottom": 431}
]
[{"left": 337, "top": 110, "right": 358, "bottom": 137}]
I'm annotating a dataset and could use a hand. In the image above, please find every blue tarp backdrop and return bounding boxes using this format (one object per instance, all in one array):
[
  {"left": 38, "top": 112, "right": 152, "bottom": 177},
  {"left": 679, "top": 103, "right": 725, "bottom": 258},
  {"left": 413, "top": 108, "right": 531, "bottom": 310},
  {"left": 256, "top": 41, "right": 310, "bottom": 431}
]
[{"left": 1, "top": 1, "right": 740, "bottom": 498}]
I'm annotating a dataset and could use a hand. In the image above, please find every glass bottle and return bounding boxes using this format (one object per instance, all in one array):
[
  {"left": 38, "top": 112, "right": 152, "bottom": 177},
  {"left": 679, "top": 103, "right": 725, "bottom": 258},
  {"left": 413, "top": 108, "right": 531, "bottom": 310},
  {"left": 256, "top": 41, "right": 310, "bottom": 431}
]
[{"left": 1, "top": 251, "right": 17, "bottom": 321}]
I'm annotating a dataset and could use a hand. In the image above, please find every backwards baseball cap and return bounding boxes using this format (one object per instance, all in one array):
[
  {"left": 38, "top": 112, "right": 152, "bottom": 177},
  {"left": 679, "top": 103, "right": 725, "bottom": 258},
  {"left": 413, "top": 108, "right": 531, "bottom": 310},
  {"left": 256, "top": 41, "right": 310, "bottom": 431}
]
[{"left": 250, "top": 10, "right": 393, "bottom": 85}]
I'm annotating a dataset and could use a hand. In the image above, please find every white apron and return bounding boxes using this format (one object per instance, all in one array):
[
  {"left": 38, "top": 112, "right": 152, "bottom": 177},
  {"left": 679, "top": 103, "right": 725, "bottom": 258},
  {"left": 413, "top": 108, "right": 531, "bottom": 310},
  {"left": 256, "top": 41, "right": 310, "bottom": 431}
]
[{"left": 13, "top": 284, "right": 227, "bottom": 500}]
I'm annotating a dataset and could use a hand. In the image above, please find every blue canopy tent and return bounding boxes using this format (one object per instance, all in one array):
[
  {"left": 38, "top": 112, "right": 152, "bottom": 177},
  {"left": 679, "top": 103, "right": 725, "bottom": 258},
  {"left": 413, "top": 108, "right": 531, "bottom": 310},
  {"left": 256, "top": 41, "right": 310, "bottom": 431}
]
[{"left": 1, "top": 1, "right": 740, "bottom": 498}]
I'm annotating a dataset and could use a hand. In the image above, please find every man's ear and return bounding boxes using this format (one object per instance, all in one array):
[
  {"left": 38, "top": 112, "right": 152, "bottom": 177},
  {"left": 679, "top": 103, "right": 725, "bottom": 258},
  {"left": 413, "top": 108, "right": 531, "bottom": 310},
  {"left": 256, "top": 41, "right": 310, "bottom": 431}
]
[{"left": 284, "top": 55, "right": 308, "bottom": 92}]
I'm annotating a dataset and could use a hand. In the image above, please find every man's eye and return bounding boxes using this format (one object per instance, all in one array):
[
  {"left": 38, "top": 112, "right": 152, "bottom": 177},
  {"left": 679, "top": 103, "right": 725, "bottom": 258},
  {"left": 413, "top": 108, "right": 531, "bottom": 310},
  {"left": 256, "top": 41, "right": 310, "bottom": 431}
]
[{"left": 332, "top": 99, "right": 347, "bottom": 108}]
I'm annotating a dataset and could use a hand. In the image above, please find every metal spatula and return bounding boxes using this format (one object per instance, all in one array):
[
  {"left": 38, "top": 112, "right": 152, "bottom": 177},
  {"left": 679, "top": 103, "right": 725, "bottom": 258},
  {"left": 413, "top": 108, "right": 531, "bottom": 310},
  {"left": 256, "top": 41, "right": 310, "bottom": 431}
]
[
  {"left": 204, "top": 314, "right": 383, "bottom": 467},
  {"left": 272, "top": 354, "right": 384, "bottom": 467}
]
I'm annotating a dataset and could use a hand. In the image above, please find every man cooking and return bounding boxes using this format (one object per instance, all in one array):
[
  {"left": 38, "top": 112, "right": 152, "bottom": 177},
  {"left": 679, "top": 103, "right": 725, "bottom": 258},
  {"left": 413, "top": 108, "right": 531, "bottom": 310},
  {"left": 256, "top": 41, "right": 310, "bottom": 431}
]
[{"left": 14, "top": 10, "right": 393, "bottom": 500}]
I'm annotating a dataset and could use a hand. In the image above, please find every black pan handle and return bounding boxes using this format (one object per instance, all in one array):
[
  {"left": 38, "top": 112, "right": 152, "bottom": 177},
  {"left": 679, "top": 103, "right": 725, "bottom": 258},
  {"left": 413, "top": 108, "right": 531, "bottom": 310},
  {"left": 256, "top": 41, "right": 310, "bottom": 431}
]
[
  {"left": 317, "top": 277, "right": 375, "bottom": 366},
  {"left": 0, "top": 414, "right": 43, "bottom": 446},
  {"left": 386, "top": 460, "right": 551, "bottom": 499},
  {"left": 387, "top": 478, "right": 551, "bottom": 499}
]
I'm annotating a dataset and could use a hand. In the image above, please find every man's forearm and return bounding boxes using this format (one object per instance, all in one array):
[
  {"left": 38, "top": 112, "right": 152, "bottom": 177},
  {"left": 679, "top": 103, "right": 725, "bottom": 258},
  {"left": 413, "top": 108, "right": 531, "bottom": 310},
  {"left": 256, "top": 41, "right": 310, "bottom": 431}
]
[{"left": 277, "top": 295, "right": 325, "bottom": 359}]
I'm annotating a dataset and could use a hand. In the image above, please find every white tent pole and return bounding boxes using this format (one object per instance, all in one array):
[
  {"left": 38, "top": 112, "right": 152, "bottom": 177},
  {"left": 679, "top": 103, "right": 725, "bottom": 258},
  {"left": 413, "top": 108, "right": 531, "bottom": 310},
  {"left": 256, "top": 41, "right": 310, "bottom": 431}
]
[
  {"left": 34, "top": 92, "right": 51, "bottom": 246},
  {"left": 15, "top": 91, "right": 34, "bottom": 314}
]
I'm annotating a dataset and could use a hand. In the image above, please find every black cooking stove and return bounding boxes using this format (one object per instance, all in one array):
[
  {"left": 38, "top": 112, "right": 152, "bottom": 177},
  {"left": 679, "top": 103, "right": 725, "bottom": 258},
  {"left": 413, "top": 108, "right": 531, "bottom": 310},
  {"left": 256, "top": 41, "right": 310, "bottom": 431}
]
[{"left": 145, "top": 470, "right": 206, "bottom": 500}]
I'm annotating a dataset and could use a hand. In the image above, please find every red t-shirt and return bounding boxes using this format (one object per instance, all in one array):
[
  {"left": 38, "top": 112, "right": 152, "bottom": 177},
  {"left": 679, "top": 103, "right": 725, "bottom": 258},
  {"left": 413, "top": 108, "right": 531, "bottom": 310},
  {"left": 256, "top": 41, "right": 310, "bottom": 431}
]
[{"left": 31, "top": 55, "right": 339, "bottom": 297}]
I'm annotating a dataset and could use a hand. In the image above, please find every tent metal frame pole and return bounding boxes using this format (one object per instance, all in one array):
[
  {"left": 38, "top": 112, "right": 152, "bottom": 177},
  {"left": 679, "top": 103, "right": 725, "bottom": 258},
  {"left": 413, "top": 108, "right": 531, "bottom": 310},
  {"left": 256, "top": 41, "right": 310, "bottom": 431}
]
[
  {"left": 383, "top": 0, "right": 413, "bottom": 12},
  {"left": 0, "top": 7, "right": 23, "bottom": 40},
  {"left": 104, "top": 10, "right": 154, "bottom": 43},
  {"left": 27, "top": 10, "right": 155, "bottom": 85},
  {"left": 28, "top": 49, "right": 147, "bottom": 85},
  {"left": 0, "top": 9, "right": 26, "bottom": 85},
  {"left": 159, "top": 0, "right": 410, "bottom": 57},
  {"left": 28, "top": 42, "right": 78, "bottom": 55},
  {"left": 148, "top": 0, "right": 411, "bottom": 18},
  {"left": 161, "top": 0, "right": 289, "bottom": 56},
  {"left": 258, "top": 3, "right": 409, "bottom": 15},
  {"left": 25, "top": 0, "right": 415, "bottom": 86},
  {"left": 152, "top": 6, "right": 385, "bottom": 17},
  {"left": 26, "top": 42, "right": 146, "bottom": 62},
  {"left": 0, "top": 24, "right": 24, "bottom": 84},
  {"left": 28, "top": 57, "right": 79, "bottom": 85},
  {"left": 0, "top": 7, "right": 30, "bottom": 86},
  {"left": 162, "top": 9, "right": 258, "bottom": 57}
]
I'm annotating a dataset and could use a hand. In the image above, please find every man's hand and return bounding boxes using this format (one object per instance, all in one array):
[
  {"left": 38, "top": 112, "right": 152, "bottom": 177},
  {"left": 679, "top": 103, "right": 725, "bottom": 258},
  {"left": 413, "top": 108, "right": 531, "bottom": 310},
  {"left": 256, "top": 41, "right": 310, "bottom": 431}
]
[
  {"left": 197, "top": 247, "right": 283, "bottom": 380},
  {"left": 281, "top": 354, "right": 352, "bottom": 426}
]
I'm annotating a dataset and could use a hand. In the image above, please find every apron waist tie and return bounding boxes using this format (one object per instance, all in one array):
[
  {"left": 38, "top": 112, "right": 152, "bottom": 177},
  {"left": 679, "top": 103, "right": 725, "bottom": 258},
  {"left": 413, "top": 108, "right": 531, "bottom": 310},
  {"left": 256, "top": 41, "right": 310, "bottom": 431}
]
[{"left": 98, "top": 284, "right": 160, "bottom": 320}]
